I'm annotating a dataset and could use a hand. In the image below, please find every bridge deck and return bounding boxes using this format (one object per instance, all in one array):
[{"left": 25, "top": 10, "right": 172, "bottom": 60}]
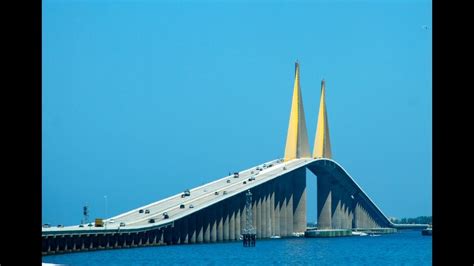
[{"left": 42, "top": 158, "right": 310, "bottom": 235}]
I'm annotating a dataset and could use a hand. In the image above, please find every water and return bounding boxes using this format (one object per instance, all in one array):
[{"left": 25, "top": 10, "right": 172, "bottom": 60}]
[{"left": 43, "top": 230, "right": 431, "bottom": 265}]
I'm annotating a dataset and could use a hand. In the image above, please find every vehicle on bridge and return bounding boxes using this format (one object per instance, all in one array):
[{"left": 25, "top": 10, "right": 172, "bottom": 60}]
[
  {"left": 120, "top": 222, "right": 126, "bottom": 227},
  {"left": 139, "top": 209, "right": 144, "bottom": 213},
  {"left": 248, "top": 176, "right": 256, "bottom": 181},
  {"left": 145, "top": 209, "right": 150, "bottom": 214},
  {"left": 163, "top": 212, "right": 169, "bottom": 219},
  {"left": 94, "top": 218, "right": 104, "bottom": 227},
  {"left": 180, "top": 204, "right": 185, "bottom": 209},
  {"left": 181, "top": 189, "right": 191, "bottom": 198},
  {"left": 233, "top": 172, "right": 239, "bottom": 178},
  {"left": 148, "top": 218, "right": 155, "bottom": 223},
  {"left": 42, "top": 224, "right": 50, "bottom": 228},
  {"left": 189, "top": 204, "right": 194, "bottom": 208}
]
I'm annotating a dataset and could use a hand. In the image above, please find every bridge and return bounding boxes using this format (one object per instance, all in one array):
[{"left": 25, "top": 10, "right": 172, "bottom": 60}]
[{"left": 42, "top": 62, "right": 427, "bottom": 255}]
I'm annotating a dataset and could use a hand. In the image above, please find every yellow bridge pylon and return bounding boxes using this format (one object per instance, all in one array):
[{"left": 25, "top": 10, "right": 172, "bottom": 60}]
[{"left": 284, "top": 62, "right": 311, "bottom": 161}]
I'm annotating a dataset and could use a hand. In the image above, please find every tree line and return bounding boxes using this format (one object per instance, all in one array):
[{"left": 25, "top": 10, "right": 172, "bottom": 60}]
[{"left": 390, "top": 216, "right": 432, "bottom": 224}]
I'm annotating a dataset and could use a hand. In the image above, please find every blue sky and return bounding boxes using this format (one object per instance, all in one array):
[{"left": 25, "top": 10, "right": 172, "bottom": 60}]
[{"left": 43, "top": 0, "right": 431, "bottom": 225}]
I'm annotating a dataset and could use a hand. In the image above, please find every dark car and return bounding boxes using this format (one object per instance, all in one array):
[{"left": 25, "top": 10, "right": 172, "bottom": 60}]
[
  {"left": 180, "top": 204, "right": 185, "bottom": 209},
  {"left": 145, "top": 209, "right": 150, "bottom": 214},
  {"left": 120, "top": 222, "right": 126, "bottom": 227},
  {"left": 57, "top": 224, "right": 63, "bottom": 228},
  {"left": 79, "top": 224, "right": 84, "bottom": 227},
  {"left": 42, "top": 224, "right": 50, "bottom": 228},
  {"left": 148, "top": 218, "right": 155, "bottom": 223},
  {"left": 243, "top": 181, "right": 247, "bottom": 184},
  {"left": 163, "top": 212, "right": 169, "bottom": 219},
  {"left": 214, "top": 191, "right": 219, "bottom": 195},
  {"left": 139, "top": 209, "right": 144, "bottom": 213},
  {"left": 88, "top": 223, "right": 93, "bottom": 227}
]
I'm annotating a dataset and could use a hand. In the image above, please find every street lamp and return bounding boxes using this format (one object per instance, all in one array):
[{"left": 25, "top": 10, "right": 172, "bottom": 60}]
[{"left": 104, "top": 195, "right": 108, "bottom": 229}]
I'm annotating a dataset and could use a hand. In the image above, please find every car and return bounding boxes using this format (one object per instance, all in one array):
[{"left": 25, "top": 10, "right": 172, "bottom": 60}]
[
  {"left": 145, "top": 209, "right": 150, "bottom": 214},
  {"left": 226, "top": 179, "right": 231, "bottom": 183},
  {"left": 163, "top": 212, "right": 169, "bottom": 219},
  {"left": 182, "top": 189, "right": 191, "bottom": 197},
  {"left": 139, "top": 209, "right": 144, "bottom": 213},
  {"left": 189, "top": 204, "right": 194, "bottom": 208},
  {"left": 251, "top": 171, "right": 254, "bottom": 174},
  {"left": 180, "top": 204, "right": 185, "bottom": 208},
  {"left": 283, "top": 166, "right": 287, "bottom": 170},
  {"left": 108, "top": 219, "right": 115, "bottom": 223},
  {"left": 148, "top": 218, "right": 155, "bottom": 223},
  {"left": 256, "top": 167, "right": 262, "bottom": 171},
  {"left": 88, "top": 223, "right": 93, "bottom": 227},
  {"left": 255, "top": 171, "right": 259, "bottom": 175},
  {"left": 233, "top": 172, "right": 239, "bottom": 178},
  {"left": 243, "top": 181, "right": 247, "bottom": 184},
  {"left": 248, "top": 176, "right": 255, "bottom": 181},
  {"left": 57, "top": 224, "right": 63, "bottom": 228},
  {"left": 79, "top": 224, "right": 84, "bottom": 227},
  {"left": 120, "top": 222, "right": 126, "bottom": 227},
  {"left": 214, "top": 191, "right": 219, "bottom": 195},
  {"left": 42, "top": 224, "right": 50, "bottom": 228},
  {"left": 223, "top": 191, "right": 228, "bottom": 195}
]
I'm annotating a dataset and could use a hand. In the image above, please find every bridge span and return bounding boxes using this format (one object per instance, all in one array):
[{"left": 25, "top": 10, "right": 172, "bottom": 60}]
[{"left": 42, "top": 62, "right": 427, "bottom": 255}]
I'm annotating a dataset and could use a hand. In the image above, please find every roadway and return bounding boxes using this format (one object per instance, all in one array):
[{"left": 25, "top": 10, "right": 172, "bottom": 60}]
[{"left": 42, "top": 158, "right": 311, "bottom": 234}]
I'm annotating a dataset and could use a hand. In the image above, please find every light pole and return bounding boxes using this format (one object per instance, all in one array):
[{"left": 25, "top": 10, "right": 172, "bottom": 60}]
[{"left": 104, "top": 195, "right": 108, "bottom": 229}]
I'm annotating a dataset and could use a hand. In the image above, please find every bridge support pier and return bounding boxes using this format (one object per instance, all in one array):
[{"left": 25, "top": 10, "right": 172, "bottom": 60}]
[{"left": 317, "top": 173, "right": 332, "bottom": 229}]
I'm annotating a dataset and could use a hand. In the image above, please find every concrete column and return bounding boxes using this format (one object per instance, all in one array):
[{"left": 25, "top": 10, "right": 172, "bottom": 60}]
[
  {"left": 235, "top": 195, "right": 241, "bottom": 240},
  {"left": 257, "top": 187, "right": 262, "bottom": 238},
  {"left": 181, "top": 217, "right": 189, "bottom": 244},
  {"left": 189, "top": 213, "right": 196, "bottom": 244},
  {"left": 266, "top": 182, "right": 271, "bottom": 238},
  {"left": 317, "top": 173, "right": 332, "bottom": 229},
  {"left": 331, "top": 184, "right": 340, "bottom": 229},
  {"left": 280, "top": 175, "right": 287, "bottom": 236},
  {"left": 172, "top": 220, "right": 180, "bottom": 244},
  {"left": 211, "top": 205, "right": 217, "bottom": 242},
  {"left": 229, "top": 196, "right": 236, "bottom": 241},
  {"left": 241, "top": 192, "right": 247, "bottom": 236},
  {"left": 341, "top": 194, "right": 348, "bottom": 229},
  {"left": 204, "top": 207, "right": 211, "bottom": 243},
  {"left": 217, "top": 202, "right": 224, "bottom": 242},
  {"left": 159, "top": 229, "right": 164, "bottom": 244},
  {"left": 197, "top": 210, "right": 204, "bottom": 243},
  {"left": 274, "top": 180, "right": 280, "bottom": 237},
  {"left": 286, "top": 173, "right": 294, "bottom": 235},
  {"left": 252, "top": 191, "right": 257, "bottom": 236},
  {"left": 223, "top": 200, "right": 230, "bottom": 241},
  {"left": 262, "top": 186, "right": 267, "bottom": 238},
  {"left": 270, "top": 180, "right": 277, "bottom": 236},
  {"left": 293, "top": 168, "right": 307, "bottom": 233}
]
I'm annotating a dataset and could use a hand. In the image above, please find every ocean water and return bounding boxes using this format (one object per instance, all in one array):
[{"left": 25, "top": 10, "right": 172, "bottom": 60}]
[{"left": 43, "top": 230, "right": 431, "bottom": 265}]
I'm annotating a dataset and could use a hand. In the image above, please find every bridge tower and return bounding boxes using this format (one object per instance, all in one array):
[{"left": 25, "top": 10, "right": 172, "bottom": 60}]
[
  {"left": 313, "top": 79, "right": 332, "bottom": 159},
  {"left": 284, "top": 61, "right": 311, "bottom": 161}
]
